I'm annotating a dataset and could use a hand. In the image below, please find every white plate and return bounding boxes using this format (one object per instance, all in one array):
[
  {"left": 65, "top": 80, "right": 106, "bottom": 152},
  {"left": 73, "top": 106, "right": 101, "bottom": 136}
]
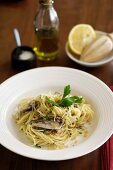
[
  {"left": 65, "top": 31, "right": 113, "bottom": 67},
  {"left": 0, "top": 67, "right": 113, "bottom": 161}
]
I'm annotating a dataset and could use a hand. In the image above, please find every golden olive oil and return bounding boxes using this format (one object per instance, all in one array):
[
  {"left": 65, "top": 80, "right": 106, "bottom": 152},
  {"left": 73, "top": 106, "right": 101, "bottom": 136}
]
[{"left": 34, "top": 28, "right": 59, "bottom": 61}]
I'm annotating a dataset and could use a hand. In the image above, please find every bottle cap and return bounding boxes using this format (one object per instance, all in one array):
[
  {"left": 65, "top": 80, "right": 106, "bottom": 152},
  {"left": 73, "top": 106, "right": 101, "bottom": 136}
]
[
  {"left": 39, "top": 0, "right": 53, "bottom": 4},
  {"left": 11, "top": 46, "right": 37, "bottom": 71}
]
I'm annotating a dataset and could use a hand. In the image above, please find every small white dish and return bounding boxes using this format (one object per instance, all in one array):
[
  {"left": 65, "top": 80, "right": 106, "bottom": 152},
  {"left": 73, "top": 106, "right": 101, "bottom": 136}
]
[
  {"left": 65, "top": 31, "right": 113, "bottom": 67},
  {"left": 0, "top": 67, "right": 113, "bottom": 161}
]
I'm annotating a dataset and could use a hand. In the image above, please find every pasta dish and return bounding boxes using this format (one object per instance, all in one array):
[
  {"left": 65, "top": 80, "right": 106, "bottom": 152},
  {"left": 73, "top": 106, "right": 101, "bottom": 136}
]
[{"left": 13, "top": 85, "right": 94, "bottom": 149}]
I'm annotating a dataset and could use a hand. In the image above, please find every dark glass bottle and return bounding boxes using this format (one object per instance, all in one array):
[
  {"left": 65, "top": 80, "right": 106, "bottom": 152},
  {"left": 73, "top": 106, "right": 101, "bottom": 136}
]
[{"left": 34, "top": 0, "right": 59, "bottom": 61}]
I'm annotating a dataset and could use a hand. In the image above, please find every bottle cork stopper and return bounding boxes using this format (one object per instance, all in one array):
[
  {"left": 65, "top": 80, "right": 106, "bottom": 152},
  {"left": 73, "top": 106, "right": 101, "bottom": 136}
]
[{"left": 39, "top": 0, "right": 53, "bottom": 4}]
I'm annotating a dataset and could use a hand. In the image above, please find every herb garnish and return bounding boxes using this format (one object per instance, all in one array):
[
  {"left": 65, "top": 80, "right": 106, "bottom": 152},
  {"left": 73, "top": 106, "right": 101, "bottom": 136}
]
[{"left": 46, "top": 85, "right": 83, "bottom": 107}]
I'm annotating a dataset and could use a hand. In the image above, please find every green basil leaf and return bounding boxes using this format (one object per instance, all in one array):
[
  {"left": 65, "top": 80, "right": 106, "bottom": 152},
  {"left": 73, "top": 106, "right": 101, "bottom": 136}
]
[
  {"left": 61, "top": 97, "right": 75, "bottom": 107},
  {"left": 63, "top": 85, "right": 71, "bottom": 98},
  {"left": 61, "top": 96, "right": 83, "bottom": 107},
  {"left": 73, "top": 96, "right": 83, "bottom": 103},
  {"left": 45, "top": 86, "right": 83, "bottom": 108}
]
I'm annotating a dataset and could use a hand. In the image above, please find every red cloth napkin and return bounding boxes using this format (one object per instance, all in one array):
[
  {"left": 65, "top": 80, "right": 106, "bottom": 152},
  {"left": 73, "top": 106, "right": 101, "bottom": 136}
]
[{"left": 101, "top": 86, "right": 113, "bottom": 170}]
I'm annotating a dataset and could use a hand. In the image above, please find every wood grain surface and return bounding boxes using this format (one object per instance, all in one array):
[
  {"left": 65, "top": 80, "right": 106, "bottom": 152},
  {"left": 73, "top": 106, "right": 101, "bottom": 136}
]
[{"left": 0, "top": 0, "right": 113, "bottom": 169}]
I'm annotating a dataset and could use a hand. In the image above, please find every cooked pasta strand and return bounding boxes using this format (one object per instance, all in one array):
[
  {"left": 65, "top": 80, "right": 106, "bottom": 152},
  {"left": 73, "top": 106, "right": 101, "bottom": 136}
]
[{"left": 14, "top": 91, "right": 94, "bottom": 149}]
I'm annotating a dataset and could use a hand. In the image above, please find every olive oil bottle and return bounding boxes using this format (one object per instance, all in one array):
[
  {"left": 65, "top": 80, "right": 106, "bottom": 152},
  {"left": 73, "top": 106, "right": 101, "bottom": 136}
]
[{"left": 34, "top": 0, "right": 59, "bottom": 61}]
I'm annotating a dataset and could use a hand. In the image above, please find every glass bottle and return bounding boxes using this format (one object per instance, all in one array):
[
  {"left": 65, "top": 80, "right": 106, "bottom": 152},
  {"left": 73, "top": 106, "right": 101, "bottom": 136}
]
[{"left": 34, "top": 0, "right": 59, "bottom": 61}]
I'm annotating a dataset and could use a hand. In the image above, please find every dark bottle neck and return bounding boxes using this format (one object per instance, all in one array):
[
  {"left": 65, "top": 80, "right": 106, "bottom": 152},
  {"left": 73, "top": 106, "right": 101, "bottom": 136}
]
[{"left": 39, "top": 0, "right": 54, "bottom": 5}]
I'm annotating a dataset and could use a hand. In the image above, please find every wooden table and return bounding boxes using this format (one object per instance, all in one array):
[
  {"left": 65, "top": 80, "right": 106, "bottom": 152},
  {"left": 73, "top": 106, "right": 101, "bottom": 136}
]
[{"left": 0, "top": 0, "right": 113, "bottom": 169}]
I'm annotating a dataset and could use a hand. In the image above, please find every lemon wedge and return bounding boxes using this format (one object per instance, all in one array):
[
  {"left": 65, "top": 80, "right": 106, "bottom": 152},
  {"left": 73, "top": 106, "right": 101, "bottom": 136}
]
[{"left": 68, "top": 24, "right": 96, "bottom": 55}]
